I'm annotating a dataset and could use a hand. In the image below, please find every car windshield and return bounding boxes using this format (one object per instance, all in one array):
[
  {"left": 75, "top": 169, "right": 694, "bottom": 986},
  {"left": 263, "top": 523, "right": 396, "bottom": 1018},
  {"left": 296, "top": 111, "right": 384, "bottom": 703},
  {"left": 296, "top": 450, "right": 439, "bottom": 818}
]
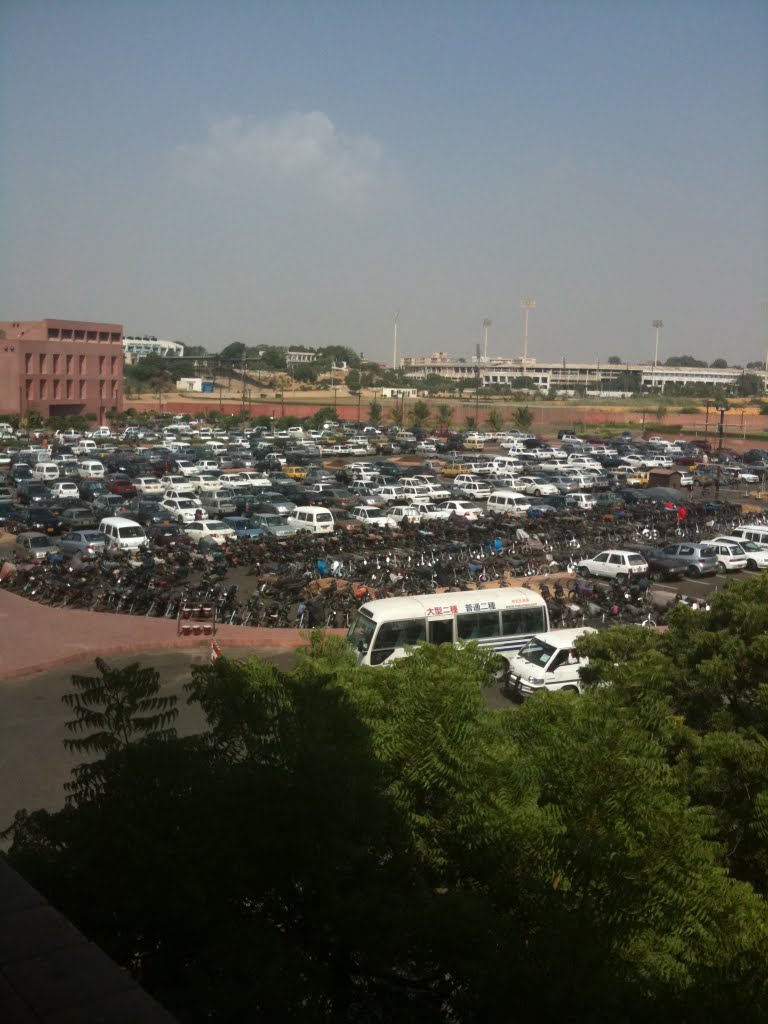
[
  {"left": 518, "top": 637, "right": 557, "bottom": 668},
  {"left": 700, "top": 546, "right": 717, "bottom": 558},
  {"left": 177, "top": 500, "right": 196, "bottom": 509},
  {"left": 119, "top": 526, "right": 145, "bottom": 539},
  {"left": 29, "top": 536, "right": 53, "bottom": 547},
  {"left": 82, "top": 532, "right": 106, "bottom": 543},
  {"left": 628, "top": 554, "right": 647, "bottom": 565},
  {"left": 206, "top": 521, "right": 227, "bottom": 530},
  {"left": 347, "top": 613, "right": 376, "bottom": 652}
]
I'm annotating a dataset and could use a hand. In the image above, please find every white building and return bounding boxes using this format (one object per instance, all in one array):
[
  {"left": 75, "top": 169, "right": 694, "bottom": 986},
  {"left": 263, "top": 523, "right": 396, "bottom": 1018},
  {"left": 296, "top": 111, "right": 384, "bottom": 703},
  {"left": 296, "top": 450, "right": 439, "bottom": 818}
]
[
  {"left": 286, "top": 350, "right": 316, "bottom": 364},
  {"left": 123, "top": 336, "right": 185, "bottom": 363},
  {"left": 400, "top": 353, "right": 768, "bottom": 393}
]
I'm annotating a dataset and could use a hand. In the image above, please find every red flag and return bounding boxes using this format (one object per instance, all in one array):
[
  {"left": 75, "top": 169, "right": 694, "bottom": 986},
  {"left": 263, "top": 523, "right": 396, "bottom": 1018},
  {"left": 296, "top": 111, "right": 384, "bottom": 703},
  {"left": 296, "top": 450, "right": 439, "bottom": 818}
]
[{"left": 210, "top": 640, "right": 222, "bottom": 664}]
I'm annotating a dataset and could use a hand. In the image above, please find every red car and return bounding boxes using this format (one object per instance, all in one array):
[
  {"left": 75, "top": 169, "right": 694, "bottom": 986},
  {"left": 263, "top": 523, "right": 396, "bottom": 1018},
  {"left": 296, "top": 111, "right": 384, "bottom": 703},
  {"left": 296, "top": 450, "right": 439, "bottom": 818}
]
[{"left": 103, "top": 473, "right": 137, "bottom": 497}]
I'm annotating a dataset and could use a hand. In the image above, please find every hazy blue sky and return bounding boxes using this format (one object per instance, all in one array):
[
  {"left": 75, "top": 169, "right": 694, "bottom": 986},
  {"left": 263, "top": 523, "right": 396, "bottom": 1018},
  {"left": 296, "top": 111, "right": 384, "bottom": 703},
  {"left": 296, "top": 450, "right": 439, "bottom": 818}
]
[{"left": 1, "top": 1, "right": 766, "bottom": 365}]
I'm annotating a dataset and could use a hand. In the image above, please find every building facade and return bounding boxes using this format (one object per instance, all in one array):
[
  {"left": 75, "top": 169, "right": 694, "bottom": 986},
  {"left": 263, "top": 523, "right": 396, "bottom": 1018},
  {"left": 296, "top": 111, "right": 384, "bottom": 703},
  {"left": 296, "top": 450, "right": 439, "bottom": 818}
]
[
  {"left": 0, "top": 319, "right": 123, "bottom": 421},
  {"left": 400, "top": 353, "right": 768, "bottom": 393},
  {"left": 123, "top": 336, "right": 185, "bottom": 363}
]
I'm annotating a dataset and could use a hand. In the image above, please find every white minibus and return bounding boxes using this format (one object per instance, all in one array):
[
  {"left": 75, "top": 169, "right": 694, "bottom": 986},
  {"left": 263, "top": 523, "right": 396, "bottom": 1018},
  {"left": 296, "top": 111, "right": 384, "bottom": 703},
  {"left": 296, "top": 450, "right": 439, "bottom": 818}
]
[
  {"left": 347, "top": 587, "right": 549, "bottom": 667},
  {"left": 728, "top": 525, "right": 768, "bottom": 550}
]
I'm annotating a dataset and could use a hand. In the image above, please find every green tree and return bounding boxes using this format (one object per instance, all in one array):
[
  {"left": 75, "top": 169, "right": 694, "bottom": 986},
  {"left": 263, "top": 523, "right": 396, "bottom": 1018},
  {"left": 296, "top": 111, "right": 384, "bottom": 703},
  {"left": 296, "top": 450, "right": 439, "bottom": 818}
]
[
  {"left": 435, "top": 403, "right": 453, "bottom": 428},
  {"left": 514, "top": 405, "right": 534, "bottom": 431},
  {"left": 219, "top": 341, "right": 247, "bottom": 361},
  {"left": 292, "top": 363, "right": 318, "bottom": 383},
  {"left": 486, "top": 407, "right": 504, "bottom": 432},
  {"left": 410, "top": 399, "right": 431, "bottom": 428},
  {"left": 608, "top": 355, "right": 622, "bottom": 364},
  {"left": 389, "top": 404, "right": 404, "bottom": 427},
  {"left": 464, "top": 415, "right": 477, "bottom": 430},
  {"left": 368, "top": 400, "right": 382, "bottom": 425},
  {"left": 345, "top": 368, "right": 361, "bottom": 393},
  {"left": 711, "top": 358, "right": 729, "bottom": 368}
]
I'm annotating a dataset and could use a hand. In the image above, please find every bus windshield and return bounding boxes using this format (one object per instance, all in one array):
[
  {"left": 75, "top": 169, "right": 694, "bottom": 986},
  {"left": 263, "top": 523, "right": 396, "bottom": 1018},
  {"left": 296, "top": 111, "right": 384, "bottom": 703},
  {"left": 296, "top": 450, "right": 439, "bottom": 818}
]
[{"left": 348, "top": 613, "right": 376, "bottom": 653}]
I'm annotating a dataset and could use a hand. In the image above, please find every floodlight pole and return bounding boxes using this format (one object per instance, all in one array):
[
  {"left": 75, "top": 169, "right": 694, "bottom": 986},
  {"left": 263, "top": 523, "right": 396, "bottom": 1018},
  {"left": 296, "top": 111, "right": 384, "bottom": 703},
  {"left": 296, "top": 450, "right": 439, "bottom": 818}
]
[
  {"left": 652, "top": 320, "right": 663, "bottom": 392},
  {"left": 521, "top": 298, "right": 536, "bottom": 365}
]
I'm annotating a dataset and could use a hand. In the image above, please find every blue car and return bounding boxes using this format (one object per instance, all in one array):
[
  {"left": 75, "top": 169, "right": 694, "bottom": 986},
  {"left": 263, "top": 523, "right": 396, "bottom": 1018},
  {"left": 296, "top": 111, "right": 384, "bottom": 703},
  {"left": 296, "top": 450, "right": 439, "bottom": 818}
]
[{"left": 222, "top": 516, "right": 263, "bottom": 539}]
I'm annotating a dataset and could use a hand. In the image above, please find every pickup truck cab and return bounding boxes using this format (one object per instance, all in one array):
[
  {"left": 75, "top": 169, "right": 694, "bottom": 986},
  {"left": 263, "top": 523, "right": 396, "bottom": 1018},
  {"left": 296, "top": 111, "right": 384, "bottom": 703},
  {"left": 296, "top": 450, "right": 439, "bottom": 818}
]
[{"left": 503, "top": 628, "right": 597, "bottom": 698}]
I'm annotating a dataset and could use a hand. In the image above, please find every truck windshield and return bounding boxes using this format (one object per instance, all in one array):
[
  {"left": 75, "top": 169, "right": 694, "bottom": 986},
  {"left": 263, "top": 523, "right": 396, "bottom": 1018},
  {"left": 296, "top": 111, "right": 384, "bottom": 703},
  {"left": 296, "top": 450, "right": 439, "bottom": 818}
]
[{"left": 518, "top": 637, "right": 557, "bottom": 668}]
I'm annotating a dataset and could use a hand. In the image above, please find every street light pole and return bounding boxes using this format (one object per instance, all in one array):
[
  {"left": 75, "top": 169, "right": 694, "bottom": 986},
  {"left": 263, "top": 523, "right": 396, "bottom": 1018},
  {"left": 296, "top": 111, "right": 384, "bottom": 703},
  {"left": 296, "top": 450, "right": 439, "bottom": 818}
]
[
  {"left": 392, "top": 310, "right": 399, "bottom": 370},
  {"left": 652, "top": 320, "right": 663, "bottom": 393},
  {"left": 482, "top": 318, "right": 492, "bottom": 360},
  {"left": 714, "top": 403, "right": 727, "bottom": 499},
  {"left": 521, "top": 298, "right": 536, "bottom": 365}
]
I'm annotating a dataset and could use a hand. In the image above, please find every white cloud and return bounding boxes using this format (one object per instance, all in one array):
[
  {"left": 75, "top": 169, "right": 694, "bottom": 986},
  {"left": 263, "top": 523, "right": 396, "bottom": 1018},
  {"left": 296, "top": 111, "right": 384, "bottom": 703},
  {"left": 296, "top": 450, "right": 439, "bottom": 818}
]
[{"left": 171, "top": 110, "right": 386, "bottom": 203}]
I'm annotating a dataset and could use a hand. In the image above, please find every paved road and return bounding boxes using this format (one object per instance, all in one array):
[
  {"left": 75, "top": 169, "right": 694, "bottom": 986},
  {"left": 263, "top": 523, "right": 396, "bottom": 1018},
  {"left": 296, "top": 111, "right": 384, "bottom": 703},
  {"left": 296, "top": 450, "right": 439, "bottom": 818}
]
[{"left": 0, "top": 648, "right": 297, "bottom": 841}]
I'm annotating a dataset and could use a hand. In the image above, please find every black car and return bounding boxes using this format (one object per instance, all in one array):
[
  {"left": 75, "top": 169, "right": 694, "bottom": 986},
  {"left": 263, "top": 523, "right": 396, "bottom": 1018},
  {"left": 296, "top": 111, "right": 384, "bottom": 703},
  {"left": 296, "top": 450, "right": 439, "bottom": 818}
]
[
  {"left": 78, "top": 481, "right": 109, "bottom": 502},
  {"left": 629, "top": 546, "right": 689, "bottom": 582},
  {"left": 59, "top": 506, "right": 99, "bottom": 531},
  {"left": 17, "top": 482, "right": 51, "bottom": 505},
  {"left": 21, "top": 507, "right": 66, "bottom": 535},
  {"left": 0, "top": 500, "right": 16, "bottom": 528},
  {"left": 147, "top": 523, "right": 192, "bottom": 548},
  {"left": 9, "top": 464, "right": 34, "bottom": 486},
  {"left": 115, "top": 498, "right": 166, "bottom": 527}
]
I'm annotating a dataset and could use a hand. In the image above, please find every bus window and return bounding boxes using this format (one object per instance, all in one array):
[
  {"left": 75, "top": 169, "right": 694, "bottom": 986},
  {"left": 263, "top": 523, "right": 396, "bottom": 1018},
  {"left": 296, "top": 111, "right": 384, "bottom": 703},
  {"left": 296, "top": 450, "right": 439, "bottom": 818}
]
[
  {"left": 371, "top": 618, "right": 426, "bottom": 665},
  {"left": 428, "top": 619, "right": 454, "bottom": 645},
  {"left": 457, "top": 611, "right": 501, "bottom": 641},
  {"left": 501, "top": 606, "right": 547, "bottom": 636}
]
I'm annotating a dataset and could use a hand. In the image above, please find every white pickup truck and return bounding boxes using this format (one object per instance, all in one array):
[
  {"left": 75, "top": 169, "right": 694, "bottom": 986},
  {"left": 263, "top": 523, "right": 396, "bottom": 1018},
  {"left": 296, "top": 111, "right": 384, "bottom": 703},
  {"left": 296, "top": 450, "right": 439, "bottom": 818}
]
[{"left": 502, "top": 628, "right": 597, "bottom": 698}]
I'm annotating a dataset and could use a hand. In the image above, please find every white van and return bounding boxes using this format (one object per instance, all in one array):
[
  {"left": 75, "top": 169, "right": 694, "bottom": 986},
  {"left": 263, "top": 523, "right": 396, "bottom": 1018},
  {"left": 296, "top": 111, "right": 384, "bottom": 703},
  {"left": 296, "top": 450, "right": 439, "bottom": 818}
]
[
  {"left": 287, "top": 506, "right": 335, "bottom": 534},
  {"left": 99, "top": 516, "right": 148, "bottom": 551},
  {"left": 503, "top": 628, "right": 597, "bottom": 697},
  {"left": 78, "top": 460, "right": 106, "bottom": 479},
  {"left": 73, "top": 439, "right": 98, "bottom": 456},
  {"left": 486, "top": 490, "right": 532, "bottom": 515},
  {"left": 30, "top": 462, "right": 60, "bottom": 482},
  {"left": 728, "top": 525, "right": 768, "bottom": 550}
]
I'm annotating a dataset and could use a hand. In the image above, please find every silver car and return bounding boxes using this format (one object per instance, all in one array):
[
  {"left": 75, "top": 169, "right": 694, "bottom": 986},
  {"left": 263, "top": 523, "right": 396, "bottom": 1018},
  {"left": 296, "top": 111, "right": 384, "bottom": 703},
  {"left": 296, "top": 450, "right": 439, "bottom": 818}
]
[
  {"left": 58, "top": 530, "right": 109, "bottom": 558},
  {"left": 14, "top": 531, "right": 61, "bottom": 561},
  {"left": 661, "top": 542, "right": 718, "bottom": 577}
]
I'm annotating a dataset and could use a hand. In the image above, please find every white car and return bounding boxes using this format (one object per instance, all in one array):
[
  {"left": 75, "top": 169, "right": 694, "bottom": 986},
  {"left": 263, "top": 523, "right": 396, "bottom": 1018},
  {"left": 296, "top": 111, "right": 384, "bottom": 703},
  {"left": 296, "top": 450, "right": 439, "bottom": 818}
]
[
  {"left": 350, "top": 506, "right": 393, "bottom": 528},
  {"left": 384, "top": 505, "right": 422, "bottom": 527},
  {"left": 707, "top": 539, "right": 747, "bottom": 573},
  {"left": 173, "top": 460, "right": 199, "bottom": 477},
  {"left": 515, "top": 477, "right": 559, "bottom": 497},
  {"left": 196, "top": 460, "right": 220, "bottom": 473},
  {"left": 134, "top": 476, "right": 164, "bottom": 495},
  {"left": 438, "top": 500, "right": 484, "bottom": 521},
  {"left": 711, "top": 536, "right": 768, "bottom": 571},
  {"left": 218, "top": 472, "right": 251, "bottom": 490},
  {"left": 163, "top": 489, "right": 203, "bottom": 505},
  {"left": 159, "top": 475, "right": 196, "bottom": 494},
  {"left": 238, "top": 471, "right": 271, "bottom": 488},
  {"left": 183, "top": 519, "right": 237, "bottom": 546},
  {"left": 569, "top": 492, "right": 597, "bottom": 510},
  {"left": 160, "top": 498, "right": 208, "bottom": 524},
  {"left": 49, "top": 481, "right": 79, "bottom": 498},
  {"left": 375, "top": 485, "right": 406, "bottom": 503},
  {"left": 410, "top": 502, "right": 452, "bottom": 521},
  {"left": 577, "top": 550, "right": 649, "bottom": 581},
  {"left": 192, "top": 473, "right": 223, "bottom": 494},
  {"left": 455, "top": 480, "right": 492, "bottom": 500}
]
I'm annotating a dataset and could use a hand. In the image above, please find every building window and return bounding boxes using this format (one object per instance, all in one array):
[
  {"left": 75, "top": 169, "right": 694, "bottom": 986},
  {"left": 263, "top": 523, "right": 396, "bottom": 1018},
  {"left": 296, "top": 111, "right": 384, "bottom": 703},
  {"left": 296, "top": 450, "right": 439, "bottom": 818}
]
[
  {"left": 74, "top": 329, "right": 85, "bottom": 340},
  {"left": 110, "top": 332, "right": 121, "bottom": 343},
  {"left": 53, "top": 379, "right": 60, "bottom": 399},
  {"left": 38, "top": 353, "right": 47, "bottom": 374},
  {"left": 99, "top": 355, "right": 106, "bottom": 375},
  {"left": 99, "top": 380, "right": 106, "bottom": 400},
  {"left": 111, "top": 355, "right": 118, "bottom": 375},
  {"left": 66, "top": 353, "right": 73, "bottom": 375},
  {"left": 40, "top": 379, "right": 47, "bottom": 400},
  {"left": 66, "top": 380, "right": 73, "bottom": 399},
  {"left": 52, "top": 353, "right": 60, "bottom": 373},
  {"left": 25, "top": 353, "right": 33, "bottom": 374},
  {"left": 61, "top": 329, "right": 72, "bottom": 340},
  {"left": 47, "top": 328, "right": 59, "bottom": 340},
  {"left": 25, "top": 379, "right": 33, "bottom": 399},
  {"left": 87, "top": 330, "right": 97, "bottom": 341},
  {"left": 79, "top": 380, "right": 86, "bottom": 399},
  {"left": 111, "top": 380, "right": 118, "bottom": 399},
  {"left": 78, "top": 354, "right": 86, "bottom": 375},
  {"left": 99, "top": 332, "right": 109, "bottom": 342}
]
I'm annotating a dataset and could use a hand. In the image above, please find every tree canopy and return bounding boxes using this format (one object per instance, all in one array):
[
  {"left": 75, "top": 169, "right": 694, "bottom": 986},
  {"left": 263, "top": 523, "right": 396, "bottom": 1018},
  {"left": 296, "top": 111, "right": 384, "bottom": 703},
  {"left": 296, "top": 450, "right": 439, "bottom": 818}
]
[{"left": 6, "top": 581, "right": 768, "bottom": 1022}]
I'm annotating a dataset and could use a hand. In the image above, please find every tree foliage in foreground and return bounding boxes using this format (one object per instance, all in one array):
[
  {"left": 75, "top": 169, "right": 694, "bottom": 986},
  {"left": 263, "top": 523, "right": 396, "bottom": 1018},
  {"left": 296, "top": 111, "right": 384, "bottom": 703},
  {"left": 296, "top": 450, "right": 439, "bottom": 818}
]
[{"left": 5, "top": 592, "right": 768, "bottom": 1021}]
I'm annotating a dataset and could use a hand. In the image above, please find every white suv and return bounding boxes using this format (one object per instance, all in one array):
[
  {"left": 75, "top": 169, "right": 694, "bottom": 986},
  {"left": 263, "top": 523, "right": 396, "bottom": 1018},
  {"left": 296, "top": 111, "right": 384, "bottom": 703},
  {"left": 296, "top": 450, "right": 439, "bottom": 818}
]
[{"left": 577, "top": 550, "right": 649, "bottom": 581}]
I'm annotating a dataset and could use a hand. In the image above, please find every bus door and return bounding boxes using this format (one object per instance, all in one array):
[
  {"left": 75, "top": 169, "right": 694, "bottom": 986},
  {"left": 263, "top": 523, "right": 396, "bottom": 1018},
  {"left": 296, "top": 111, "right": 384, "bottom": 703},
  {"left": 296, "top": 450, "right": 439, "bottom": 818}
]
[{"left": 428, "top": 617, "right": 454, "bottom": 645}]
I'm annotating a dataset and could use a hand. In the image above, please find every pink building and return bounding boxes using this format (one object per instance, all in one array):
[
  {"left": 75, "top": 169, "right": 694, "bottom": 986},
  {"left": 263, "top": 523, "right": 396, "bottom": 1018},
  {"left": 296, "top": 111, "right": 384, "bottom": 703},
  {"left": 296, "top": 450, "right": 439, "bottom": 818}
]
[{"left": 0, "top": 319, "right": 123, "bottom": 423}]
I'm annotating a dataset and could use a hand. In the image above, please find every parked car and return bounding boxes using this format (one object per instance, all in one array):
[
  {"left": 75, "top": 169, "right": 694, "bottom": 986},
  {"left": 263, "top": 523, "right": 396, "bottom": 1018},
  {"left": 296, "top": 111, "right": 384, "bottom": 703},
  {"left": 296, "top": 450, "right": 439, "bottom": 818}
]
[
  {"left": 438, "top": 500, "right": 484, "bottom": 521},
  {"left": 58, "top": 530, "right": 109, "bottom": 558},
  {"left": 14, "top": 531, "right": 61, "bottom": 561},
  {"left": 221, "top": 516, "right": 264, "bottom": 539},
  {"left": 660, "top": 542, "right": 718, "bottom": 578},
  {"left": 160, "top": 498, "right": 208, "bottom": 524},
  {"left": 59, "top": 507, "right": 99, "bottom": 531},
  {"left": 711, "top": 535, "right": 768, "bottom": 572},
  {"left": 250, "top": 513, "right": 296, "bottom": 538},
  {"left": 577, "top": 549, "right": 649, "bottom": 581},
  {"left": 707, "top": 539, "right": 748, "bottom": 573},
  {"left": 629, "top": 546, "right": 689, "bottom": 582},
  {"left": 183, "top": 519, "right": 237, "bottom": 547}
]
